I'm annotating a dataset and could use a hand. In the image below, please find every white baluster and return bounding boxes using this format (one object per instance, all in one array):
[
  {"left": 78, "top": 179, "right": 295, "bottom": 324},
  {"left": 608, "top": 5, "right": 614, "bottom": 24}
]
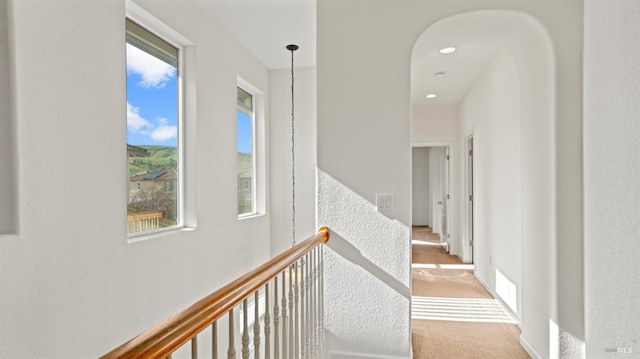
[
  {"left": 192, "top": 336, "right": 199, "bottom": 359},
  {"left": 242, "top": 299, "right": 250, "bottom": 359},
  {"left": 254, "top": 291, "right": 261, "bottom": 359},
  {"left": 318, "top": 248, "right": 323, "bottom": 358},
  {"left": 314, "top": 248, "right": 320, "bottom": 358},
  {"left": 274, "top": 276, "right": 280, "bottom": 359},
  {"left": 293, "top": 262, "right": 300, "bottom": 358},
  {"left": 212, "top": 321, "right": 218, "bottom": 359},
  {"left": 288, "top": 266, "right": 294, "bottom": 359},
  {"left": 264, "top": 283, "right": 271, "bottom": 359},
  {"left": 319, "top": 246, "right": 325, "bottom": 358},
  {"left": 228, "top": 309, "right": 236, "bottom": 359},
  {"left": 282, "top": 272, "right": 288, "bottom": 359},
  {"left": 300, "top": 258, "right": 306, "bottom": 359},
  {"left": 304, "top": 252, "right": 313, "bottom": 358},
  {"left": 312, "top": 248, "right": 318, "bottom": 358}
]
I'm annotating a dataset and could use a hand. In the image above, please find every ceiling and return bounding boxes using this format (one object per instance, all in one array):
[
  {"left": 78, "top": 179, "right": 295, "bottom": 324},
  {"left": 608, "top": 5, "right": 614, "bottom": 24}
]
[
  {"left": 193, "top": 0, "right": 316, "bottom": 70},
  {"left": 411, "top": 46, "right": 496, "bottom": 106},
  {"left": 193, "top": 0, "right": 496, "bottom": 105}
]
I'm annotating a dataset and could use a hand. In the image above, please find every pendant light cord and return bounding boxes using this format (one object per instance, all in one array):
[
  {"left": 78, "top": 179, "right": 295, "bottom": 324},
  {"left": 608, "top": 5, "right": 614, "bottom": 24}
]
[{"left": 287, "top": 44, "right": 298, "bottom": 247}]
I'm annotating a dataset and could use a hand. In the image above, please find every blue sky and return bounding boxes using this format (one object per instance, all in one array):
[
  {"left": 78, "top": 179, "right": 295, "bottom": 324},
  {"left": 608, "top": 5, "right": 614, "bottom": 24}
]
[
  {"left": 237, "top": 111, "right": 252, "bottom": 154},
  {"left": 126, "top": 43, "right": 253, "bottom": 153},
  {"left": 126, "top": 43, "right": 178, "bottom": 147}
]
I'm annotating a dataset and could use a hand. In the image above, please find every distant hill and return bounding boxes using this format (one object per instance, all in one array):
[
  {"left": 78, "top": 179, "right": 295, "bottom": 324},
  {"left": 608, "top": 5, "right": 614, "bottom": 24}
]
[
  {"left": 129, "top": 147, "right": 254, "bottom": 176},
  {"left": 129, "top": 145, "right": 177, "bottom": 176}
]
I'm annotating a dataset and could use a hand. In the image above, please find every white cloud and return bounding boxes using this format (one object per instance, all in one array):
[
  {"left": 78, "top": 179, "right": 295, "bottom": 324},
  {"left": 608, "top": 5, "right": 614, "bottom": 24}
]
[
  {"left": 126, "top": 43, "right": 176, "bottom": 88},
  {"left": 127, "top": 102, "right": 152, "bottom": 132},
  {"left": 150, "top": 118, "right": 177, "bottom": 142}
]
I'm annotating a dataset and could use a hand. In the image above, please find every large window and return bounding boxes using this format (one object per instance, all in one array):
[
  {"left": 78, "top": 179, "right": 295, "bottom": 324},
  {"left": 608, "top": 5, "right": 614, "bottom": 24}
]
[
  {"left": 126, "top": 19, "right": 182, "bottom": 235},
  {"left": 237, "top": 87, "right": 256, "bottom": 216}
]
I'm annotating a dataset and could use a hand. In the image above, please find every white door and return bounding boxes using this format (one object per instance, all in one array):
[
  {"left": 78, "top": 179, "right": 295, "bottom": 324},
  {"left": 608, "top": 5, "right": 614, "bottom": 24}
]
[
  {"left": 440, "top": 147, "right": 450, "bottom": 250},
  {"left": 467, "top": 137, "right": 475, "bottom": 263}
]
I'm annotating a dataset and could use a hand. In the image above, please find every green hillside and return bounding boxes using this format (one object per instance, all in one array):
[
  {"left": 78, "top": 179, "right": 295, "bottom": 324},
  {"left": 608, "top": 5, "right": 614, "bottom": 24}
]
[{"left": 129, "top": 145, "right": 177, "bottom": 176}]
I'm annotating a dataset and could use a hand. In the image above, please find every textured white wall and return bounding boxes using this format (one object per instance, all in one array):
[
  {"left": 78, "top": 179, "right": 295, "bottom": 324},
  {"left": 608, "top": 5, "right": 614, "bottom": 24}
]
[
  {"left": 412, "top": 147, "right": 431, "bottom": 226},
  {"left": 0, "top": 0, "right": 16, "bottom": 235},
  {"left": 0, "top": 0, "right": 273, "bottom": 357},
  {"left": 584, "top": 0, "right": 640, "bottom": 356},
  {"left": 269, "top": 66, "right": 317, "bottom": 255},
  {"left": 458, "top": 52, "right": 522, "bottom": 319}
]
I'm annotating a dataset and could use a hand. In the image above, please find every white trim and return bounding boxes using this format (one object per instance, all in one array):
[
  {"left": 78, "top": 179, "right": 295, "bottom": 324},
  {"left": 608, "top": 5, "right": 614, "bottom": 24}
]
[
  {"left": 125, "top": 0, "right": 193, "bottom": 47},
  {"left": 0, "top": 0, "right": 17, "bottom": 236},
  {"left": 473, "top": 272, "right": 521, "bottom": 326},
  {"left": 330, "top": 350, "right": 408, "bottom": 359},
  {"left": 463, "top": 133, "right": 474, "bottom": 264},
  {"left": 412, "top": 140, "right": 452, "bottom": 148},
  {"left": 237, "top": 76, "right": 266, "bottom": 219},
  {"left": 520, "top": 334, "right": 542, "bottom": 359}
]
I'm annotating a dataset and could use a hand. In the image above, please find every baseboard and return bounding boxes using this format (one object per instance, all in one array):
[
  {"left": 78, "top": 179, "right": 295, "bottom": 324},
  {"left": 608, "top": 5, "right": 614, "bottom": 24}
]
[
  {"left": 472, "top": 273, "right": 521, "bottom": 327},
  {"left": 520, "top": 334, "right": 542, "bottom": 359},
  {"left": 330, "top": 350, "right": 408, "bottom": 359}
]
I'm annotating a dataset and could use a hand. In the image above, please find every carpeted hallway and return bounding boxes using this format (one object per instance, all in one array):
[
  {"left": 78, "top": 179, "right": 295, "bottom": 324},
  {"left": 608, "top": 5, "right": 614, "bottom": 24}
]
[{"left": 411, "top": 226, "right": 530, "bottom": 358}]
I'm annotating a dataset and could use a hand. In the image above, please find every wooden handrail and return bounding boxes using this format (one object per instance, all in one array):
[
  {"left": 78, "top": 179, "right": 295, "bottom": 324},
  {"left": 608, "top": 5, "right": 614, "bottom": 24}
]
[{"left": 101, "top": 227, "right": 330, "bottom": 359}]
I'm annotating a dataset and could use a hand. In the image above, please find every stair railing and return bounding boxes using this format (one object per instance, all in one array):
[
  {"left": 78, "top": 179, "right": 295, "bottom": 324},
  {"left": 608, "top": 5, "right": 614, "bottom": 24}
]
[{"left": 101, "top": 227, "right": 329, "bottom": 359}]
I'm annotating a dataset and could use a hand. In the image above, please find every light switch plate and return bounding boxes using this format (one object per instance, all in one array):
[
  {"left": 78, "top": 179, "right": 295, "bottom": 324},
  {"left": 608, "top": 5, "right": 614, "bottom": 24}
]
[{"left": 376, "top": 194, "right": 393, "bottom": 211}]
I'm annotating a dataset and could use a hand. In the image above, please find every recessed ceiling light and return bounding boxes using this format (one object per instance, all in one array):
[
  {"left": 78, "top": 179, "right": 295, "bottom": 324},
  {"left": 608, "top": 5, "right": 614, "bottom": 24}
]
[
  {"left": 439, "top": 47, "right": 456, "bottom": 54},
  {"left": 426, "top": 94, "right": 437, "bottom": 99},
  {"left": 434, "top": 72, "right": 446, "bottom": 78}
]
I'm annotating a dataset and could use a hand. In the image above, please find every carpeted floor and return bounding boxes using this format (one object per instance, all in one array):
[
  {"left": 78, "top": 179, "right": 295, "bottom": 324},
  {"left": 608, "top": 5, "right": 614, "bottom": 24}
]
[{"left": 411, "top": 226, "right": 530, "bottom": 358}]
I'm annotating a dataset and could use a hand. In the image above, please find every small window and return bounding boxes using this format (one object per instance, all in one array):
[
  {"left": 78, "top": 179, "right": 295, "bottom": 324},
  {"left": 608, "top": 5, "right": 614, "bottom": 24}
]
[
  {"left": 237, "top": 87, "right": 256, "bottom": 216},
  {"left": 126, "top": 19, "right": 182, "bottom": 236}
]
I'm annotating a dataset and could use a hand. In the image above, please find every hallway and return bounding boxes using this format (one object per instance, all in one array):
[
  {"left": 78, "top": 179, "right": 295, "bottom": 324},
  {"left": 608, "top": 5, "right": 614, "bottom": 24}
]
[{"left": 411, "top": 226, "right": 530, "bottom": 358}]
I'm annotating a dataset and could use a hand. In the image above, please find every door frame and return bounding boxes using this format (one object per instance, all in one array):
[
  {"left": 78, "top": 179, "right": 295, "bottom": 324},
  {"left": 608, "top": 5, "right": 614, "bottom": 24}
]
[
  {"left": 411, "top": 141, "right": 455, "bottom": 254},
  {"left": 463, "top": 132, "right": 475, "bottom": 264}
]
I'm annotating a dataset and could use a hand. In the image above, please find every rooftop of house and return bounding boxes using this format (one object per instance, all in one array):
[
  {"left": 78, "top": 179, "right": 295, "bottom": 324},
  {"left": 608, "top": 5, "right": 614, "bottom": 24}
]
[{"left": 129, "top": 168, "right": 177, "bottom": 181}]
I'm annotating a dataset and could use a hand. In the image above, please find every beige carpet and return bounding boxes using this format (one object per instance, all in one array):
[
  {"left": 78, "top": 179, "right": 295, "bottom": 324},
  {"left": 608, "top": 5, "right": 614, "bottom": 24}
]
[{"left": 411, "top": 226, "right": 530, "bottom": 359}]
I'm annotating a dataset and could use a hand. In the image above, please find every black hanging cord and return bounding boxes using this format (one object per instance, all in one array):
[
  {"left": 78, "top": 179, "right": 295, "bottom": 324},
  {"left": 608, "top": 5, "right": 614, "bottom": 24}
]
[{"left": 287, "top": 44, "right": 298, "bottom": 247}]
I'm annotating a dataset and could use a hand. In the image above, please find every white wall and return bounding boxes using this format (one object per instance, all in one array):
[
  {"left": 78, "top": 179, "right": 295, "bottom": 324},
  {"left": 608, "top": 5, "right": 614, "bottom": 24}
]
[
  {"left": 318, "top": 2, "right": 582, "bottom": 358},
  {"left": 584, "top": 0, "right": 640, "bottom": 356},
  {"left": 458, "top": 52, "right": 522, "bottom": 317},
  {"left": 411, "top": 104, "right": 457, "bottom": 144},
  {"left": 269, "top": 66, "right": 317, "bottom": 255},
  {"left": 411, "top": 147, "right": 431, "bottom": 226},
  {"left": 0, "top": 0, "right": 275, "bottom": 357},
  {"left": 0, "top": 0, "right": 16, "bottom": 235}
]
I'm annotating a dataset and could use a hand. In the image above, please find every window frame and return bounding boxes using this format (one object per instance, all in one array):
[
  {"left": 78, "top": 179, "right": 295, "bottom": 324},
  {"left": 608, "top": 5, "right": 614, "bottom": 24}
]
[
  {"left": 126, "top": 1, "right": 197, "bottom": 242},
  {"left": 237, "top": 86, "right": 257, "bottom": 217},
  {"left": 237, "top": 77, "right": 265, "bottom": 220}
]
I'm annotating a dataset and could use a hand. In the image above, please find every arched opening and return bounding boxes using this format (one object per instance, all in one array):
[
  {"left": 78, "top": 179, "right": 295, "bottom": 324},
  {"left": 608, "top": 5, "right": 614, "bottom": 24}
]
[{"left": 410, "top": 10, "right": 559, "bottom": 357}]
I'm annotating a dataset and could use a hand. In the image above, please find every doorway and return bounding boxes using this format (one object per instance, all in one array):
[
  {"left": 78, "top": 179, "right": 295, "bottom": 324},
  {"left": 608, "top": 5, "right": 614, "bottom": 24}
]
[{"left": 411, "top": 145, "right": 452, "bottom": 252}]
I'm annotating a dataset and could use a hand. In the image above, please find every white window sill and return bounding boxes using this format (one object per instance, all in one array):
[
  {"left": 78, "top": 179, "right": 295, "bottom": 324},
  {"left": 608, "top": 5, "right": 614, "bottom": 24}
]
[
  {"left": 238, "top": 212, "right": 266, "bottom": 221},
  {"left": 127, "top": 226, "right": 196, "bottom": 244}
]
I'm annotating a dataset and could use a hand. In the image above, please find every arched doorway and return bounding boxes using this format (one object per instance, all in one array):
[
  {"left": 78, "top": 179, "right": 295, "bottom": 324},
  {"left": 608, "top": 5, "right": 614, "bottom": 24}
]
[{"left": 410, "top": 10, "right": 565, "bottom": 357}]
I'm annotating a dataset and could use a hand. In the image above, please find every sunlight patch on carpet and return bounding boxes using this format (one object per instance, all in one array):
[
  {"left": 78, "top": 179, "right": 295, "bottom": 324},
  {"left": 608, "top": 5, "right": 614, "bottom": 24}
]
[
  {"left": 412, "top": 263, "right": 474, "bottom": 270},
  {"left": 411, "top": 239, "right": 442, "bottom": 246},
  {"left": 412, "top": 296, "right": 515, "bottom": 323}
]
